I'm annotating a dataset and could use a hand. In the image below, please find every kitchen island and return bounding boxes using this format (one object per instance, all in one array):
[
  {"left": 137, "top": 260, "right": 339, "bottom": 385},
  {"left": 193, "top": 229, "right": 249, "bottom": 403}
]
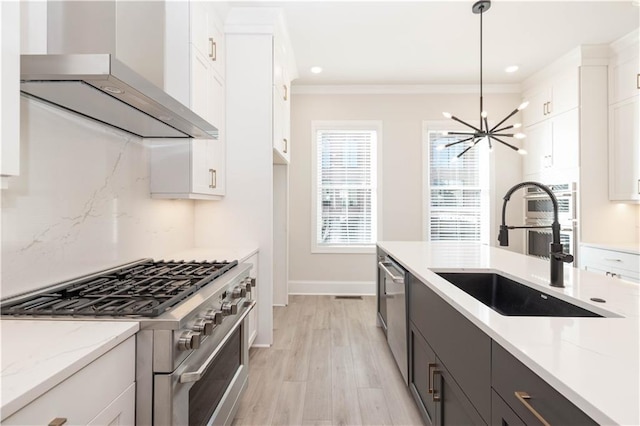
[{"left": 378, "top": 241, "right": 639, "bottom": 425}]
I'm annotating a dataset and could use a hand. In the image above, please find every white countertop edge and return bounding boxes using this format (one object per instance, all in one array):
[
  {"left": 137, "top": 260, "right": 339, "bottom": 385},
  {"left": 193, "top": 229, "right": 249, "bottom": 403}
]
[
  {"left": 0, "top": 321, "right": 138, "bottom": 420},
  {"left": 580, "top": 242, "right": 640, "bottom": 256},
  {"left": 378, "top": 241, "right": 636, "bottom": 425}
]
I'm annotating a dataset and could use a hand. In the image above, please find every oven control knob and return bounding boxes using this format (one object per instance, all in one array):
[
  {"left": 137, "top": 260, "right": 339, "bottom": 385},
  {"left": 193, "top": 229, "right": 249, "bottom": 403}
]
[
  {"left": 221, "top": 301, "right": 237, "bottom": 316},
  {"left": 232, "top": 286, "right": 247, "bottom": 299},
  {"left": 193, "top": 318, "right": 214, "bottom": 336},
  {"left": 246, "top": 277, "right": 256, "bottom": 288},
  {"left": 178, "top": 331, "right": 201, "bottom": 351},
  {"left": 204, "top": 309, "right": 223, "bottom": 325}
]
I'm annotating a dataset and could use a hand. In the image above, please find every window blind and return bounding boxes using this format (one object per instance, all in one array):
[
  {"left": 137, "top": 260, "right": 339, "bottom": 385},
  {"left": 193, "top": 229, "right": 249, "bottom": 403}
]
[
  {"left": 315, "top": 129, "right": 377, "bottom": 247},
  {"left": 428, "top": 131, "right": 487, "bottom": 242}
]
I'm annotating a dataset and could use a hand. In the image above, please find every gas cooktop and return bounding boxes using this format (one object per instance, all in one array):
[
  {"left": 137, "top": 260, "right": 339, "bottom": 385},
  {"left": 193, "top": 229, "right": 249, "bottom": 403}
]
[{"left": 0, "top": 259, "right": 238, "bottom": 317}]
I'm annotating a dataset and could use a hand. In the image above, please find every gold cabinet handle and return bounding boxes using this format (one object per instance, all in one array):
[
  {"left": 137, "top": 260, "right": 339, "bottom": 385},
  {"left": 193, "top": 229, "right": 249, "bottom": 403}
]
[
  {"left": 432, "top": 369, "right": 442, "bottom": 402},
  {"left": 49, "top": 419, "right": 67, "bottom": 426},
  {"left": 547, "top": 101, "right": 552, "bottom": 115},
  {"left": 209, "top": 168, "right": 217, "bottom": 189},
  {"left": 514, "top": 391, "right": 550, "bottom": 426},
  {"left": 543, "top": 102, "right": 547, "bottom": 115},
  {"left": 636, "top": 73, "right": 639, "bottom": 89},
  {"left": 283, "top": 84, "right": 288, "bottom": 101},
  {"left": 428, "top": 362, "right": 436, "bottom": 393},
  {"left": 209, "top": 37, "right": 217, "bottom": 61},
  {"left": 283, "top": 139, "right": 288, "bottom": 154}
]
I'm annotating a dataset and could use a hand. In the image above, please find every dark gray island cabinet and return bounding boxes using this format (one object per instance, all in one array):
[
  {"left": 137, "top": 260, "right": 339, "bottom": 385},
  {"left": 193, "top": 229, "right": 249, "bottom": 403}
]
[{"left": 403, "top": 272, "right": 598, "bottom": 426}]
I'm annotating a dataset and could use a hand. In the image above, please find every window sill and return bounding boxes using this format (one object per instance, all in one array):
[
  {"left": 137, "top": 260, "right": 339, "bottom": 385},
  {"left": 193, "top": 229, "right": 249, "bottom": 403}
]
[{"left": 311, "top": 245, "right": 376, "bottom": 255}]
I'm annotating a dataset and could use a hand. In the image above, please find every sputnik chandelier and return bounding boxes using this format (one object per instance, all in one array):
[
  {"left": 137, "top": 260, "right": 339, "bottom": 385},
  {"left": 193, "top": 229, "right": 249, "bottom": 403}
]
[{"left": 439, "top": 0, "right": 528, "bottom": 159}]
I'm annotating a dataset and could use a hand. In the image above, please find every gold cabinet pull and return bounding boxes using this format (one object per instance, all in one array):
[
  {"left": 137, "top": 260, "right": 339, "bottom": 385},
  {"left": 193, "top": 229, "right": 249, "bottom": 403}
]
[
  {"left": 637, "top": 73, "right": 639, "bottom": 89},
  {"left": 283, "top": 139, "right": 288, "bottom": 154},
  {"left": 283, "top": 84, "right": 288, "bottom": 101},
  {"left": 543, "top": 102, "right": 547, "bottom": 115},
  {"left": 428, "top": 362, "right": 436, "bottom": 393},
  {"left": 209, "top": 38, "right": 217, "bottom": 61},
  {"left": 432, "top": 369, "right": 442, "bottom": 402},
  {"left": 209, "top": 168, "right": 217, "bottom": 189},
  {"left": 48, "top": 419, "right": 67, "bottom": 426},
  {"left": 547, "top": 101, "right": 552, "bottom": 115},
  {"left": 514, "top": 391, "right": 551, "bottom": 426}
]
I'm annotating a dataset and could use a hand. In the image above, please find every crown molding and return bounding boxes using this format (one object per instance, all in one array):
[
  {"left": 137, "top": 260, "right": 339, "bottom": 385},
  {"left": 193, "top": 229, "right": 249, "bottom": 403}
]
[{"left": 291, "top": 84, "right": 522, "bottom": 95}]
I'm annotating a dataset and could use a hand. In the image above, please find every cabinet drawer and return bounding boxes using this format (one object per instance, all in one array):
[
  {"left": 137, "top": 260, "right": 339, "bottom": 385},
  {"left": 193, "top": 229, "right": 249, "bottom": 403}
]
[
  {"left": 4, "top": 336, "right": 135, "bottom": 426},
  {"left": 409, "top": 275, "right": 491, "bottom": 422},
  {"left": 492, "top": 390, "right": 525, "bottom": 426},
  {"left": 581, "top": 246, "right": 640, "bottom": 274},
  {"left": 409, "top": 323, "right": 437, "bottom": 425},
  {"left": 491, "top": 342, "right": 597, "bottom": 426}
]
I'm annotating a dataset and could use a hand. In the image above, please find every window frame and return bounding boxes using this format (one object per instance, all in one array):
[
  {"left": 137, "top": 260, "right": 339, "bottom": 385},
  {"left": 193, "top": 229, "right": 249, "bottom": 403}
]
[
  {"left": 422, "top": 121, "right": 490, "bottom": 244},
  {"left": 311, "top": 120, "right": 383, "bottom": 254}
]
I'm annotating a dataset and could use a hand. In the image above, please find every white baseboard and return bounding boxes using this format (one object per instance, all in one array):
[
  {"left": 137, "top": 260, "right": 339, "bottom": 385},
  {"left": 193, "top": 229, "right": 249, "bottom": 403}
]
[
  {"left": 250, "top": 343, "right": 271, "bottom": 348},
  {"left": 288, "top": 280, "right": 375, "bottom": 296}
]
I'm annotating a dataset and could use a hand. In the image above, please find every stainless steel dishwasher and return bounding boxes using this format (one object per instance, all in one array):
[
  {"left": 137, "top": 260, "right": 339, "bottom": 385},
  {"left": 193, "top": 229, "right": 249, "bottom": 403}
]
[{"left": 378, "top": 256, "right": 408, "bottom": 383}]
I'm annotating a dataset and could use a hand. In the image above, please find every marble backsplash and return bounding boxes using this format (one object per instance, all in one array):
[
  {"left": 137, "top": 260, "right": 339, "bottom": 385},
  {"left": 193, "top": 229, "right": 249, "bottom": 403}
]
[{"left": 1, "top": 98, "right": 196, "bottom": 298}]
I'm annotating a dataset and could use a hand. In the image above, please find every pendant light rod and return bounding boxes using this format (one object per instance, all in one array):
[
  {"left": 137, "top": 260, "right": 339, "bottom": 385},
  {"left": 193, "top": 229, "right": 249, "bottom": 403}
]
[{"left": 439, "top": 0, "right": 528, "bottom": 158}]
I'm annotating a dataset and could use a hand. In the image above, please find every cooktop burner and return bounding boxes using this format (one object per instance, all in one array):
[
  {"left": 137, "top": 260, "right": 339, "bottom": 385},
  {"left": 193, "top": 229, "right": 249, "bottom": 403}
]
[{"left": 1, "top": 259, "right": 238, "bottom": 317}]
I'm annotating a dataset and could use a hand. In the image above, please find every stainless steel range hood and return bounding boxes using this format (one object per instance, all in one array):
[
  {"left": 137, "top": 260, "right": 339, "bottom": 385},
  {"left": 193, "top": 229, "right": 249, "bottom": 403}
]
[{"left": 20, "top": 54, "right": 219, "bottom": 139}]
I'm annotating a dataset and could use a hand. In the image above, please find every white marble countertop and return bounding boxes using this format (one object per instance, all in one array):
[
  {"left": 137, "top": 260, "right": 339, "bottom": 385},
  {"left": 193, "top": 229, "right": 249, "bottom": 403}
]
[
  {"left": 378, "top": 241, "right": 640, "bottom": 426},
  {"left": 580, "top": 241, "right": 640, "bottom": 256},
  {"left": 0, "top": 320, "right": 138, "bottom": 420},
  {"left": 163, "top": 246, "right": 259, "bottom": 264}
]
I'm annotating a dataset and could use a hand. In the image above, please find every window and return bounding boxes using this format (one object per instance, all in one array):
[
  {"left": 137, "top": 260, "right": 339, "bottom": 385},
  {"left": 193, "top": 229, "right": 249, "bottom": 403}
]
[
  {"left": 424, "top": 126, "right": 489, "bottom": 243},
  {"left": 311, "top": 121, "right": 380, "bottom": 253}
]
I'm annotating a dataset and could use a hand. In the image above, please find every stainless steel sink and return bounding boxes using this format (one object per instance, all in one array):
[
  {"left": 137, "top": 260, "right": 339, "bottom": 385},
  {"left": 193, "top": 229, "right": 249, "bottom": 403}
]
[{"left": 435, "top": 272, "right": 602, "bottom": 317}]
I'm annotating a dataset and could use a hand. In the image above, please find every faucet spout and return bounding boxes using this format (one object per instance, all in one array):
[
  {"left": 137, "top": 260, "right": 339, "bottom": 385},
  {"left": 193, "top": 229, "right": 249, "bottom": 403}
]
[{"left": 499, "top": 181, "right": 573, "bottom": 288}]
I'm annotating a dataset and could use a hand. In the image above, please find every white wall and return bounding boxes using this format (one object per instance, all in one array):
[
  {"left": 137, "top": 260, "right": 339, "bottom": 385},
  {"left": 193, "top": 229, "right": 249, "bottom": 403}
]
[
  {"left": 1, "top": 99, "right": 195, "bottom": 298},
  {"left": 288, "top": 91, "right": 524, "bottom": 292}
]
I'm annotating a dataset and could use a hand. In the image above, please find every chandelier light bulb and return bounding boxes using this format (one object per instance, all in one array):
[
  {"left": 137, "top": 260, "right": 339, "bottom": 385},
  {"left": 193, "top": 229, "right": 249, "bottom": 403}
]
[
  {"left": 518, "top": 149, "right": 527, "bottom": 155},
  {"left": 442, "top": 112, "right": 452, "bottom": 119},
  {"left": 436, "top": 144, "right": 446, "bottom": 151},
  {"left": 481, "top": 111, "right": 488, "bottom": 118},
  {"left": 450, "top": 156, "right": 459, "bottom": 164},
  {"left": 514, "top": 133, "right": 526, "bottom": 139},
  {"left": 517, "top": 101, "right": 530, "bottom": 111},
  {"left": 513, "top": 123, "right": 522, "bottom": 129},
  {"left": 441, "top": 131, "right": 449, "bottom": 135}
]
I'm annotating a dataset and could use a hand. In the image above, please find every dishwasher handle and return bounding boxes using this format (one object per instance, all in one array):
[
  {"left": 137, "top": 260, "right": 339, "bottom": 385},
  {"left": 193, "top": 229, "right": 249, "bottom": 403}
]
[{"left": 378, "top": 261, "right": 405, "bottom": 283}]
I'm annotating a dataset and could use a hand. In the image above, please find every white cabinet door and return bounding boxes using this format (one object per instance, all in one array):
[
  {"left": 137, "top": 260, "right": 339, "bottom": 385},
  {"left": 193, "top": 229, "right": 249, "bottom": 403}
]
[
  {"left": 522, "top": 85, "right": 550, "bottom": 127},
  {"left": 87, "top": 383, "right": 135, "bottom": 426},
  {"left": 273, "top": 84, "right": 289, "bottom": 164},
  {"left": 610, "top": 55, "right": 639, "bottom": 104},
  {"left": 551, "top": 108, "right": 580, "bottom": 172},
  {"left": 191, "top": 46, "right": 211, "bottom": 121},
  {"left": 523, "top": 120, "right": 552, "bottom": 177},
  {"left": 609, "top": 96, "right": 640, "bottom": 201}
]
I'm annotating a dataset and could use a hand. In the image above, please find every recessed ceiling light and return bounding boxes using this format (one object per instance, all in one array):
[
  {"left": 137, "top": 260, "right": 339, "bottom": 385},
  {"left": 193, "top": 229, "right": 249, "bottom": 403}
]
[
  {"left": 505, "top": 65, "right": 519, "bottom": 73},
  {"left": 310, "top": 66, "right": 323, "bottom": 74}
]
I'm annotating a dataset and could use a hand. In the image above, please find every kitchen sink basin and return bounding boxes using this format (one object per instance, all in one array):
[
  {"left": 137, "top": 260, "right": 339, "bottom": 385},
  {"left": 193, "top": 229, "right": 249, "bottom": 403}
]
[{"left": 435, "top": 272, "right": 602, "bottom": 317}]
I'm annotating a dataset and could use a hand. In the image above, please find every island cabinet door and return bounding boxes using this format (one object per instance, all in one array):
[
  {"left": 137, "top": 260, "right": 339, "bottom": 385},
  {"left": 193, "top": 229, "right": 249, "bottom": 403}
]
[
  {"left": 409, "top": 322, "right": 437, "bottom": 425},
  {"left": 432, "top": 357, "right": 486, "bottom": 426},
  {"left": 492, "top": 390, "right": 525, "bottom": 426},
  {"left": 409, "top": 274, "right": 491, "bottom": 423},
  {"left": 491, "top": 342, "right": 598, "bottom": 426}
]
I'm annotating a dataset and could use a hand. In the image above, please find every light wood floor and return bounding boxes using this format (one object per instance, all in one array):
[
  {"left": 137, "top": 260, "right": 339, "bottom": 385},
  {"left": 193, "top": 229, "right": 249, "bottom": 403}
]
[{"left": 233, "top": 295, "right": 424, "bottom": 426}]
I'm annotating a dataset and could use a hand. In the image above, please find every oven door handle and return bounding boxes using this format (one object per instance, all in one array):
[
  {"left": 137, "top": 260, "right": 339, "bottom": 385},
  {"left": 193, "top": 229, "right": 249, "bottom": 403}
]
[{"left": 179, "top": 300, "right": 256, "bottom": 384}]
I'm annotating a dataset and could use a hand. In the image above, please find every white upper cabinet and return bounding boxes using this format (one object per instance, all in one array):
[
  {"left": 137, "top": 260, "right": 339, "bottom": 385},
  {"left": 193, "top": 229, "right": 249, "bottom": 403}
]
[
  {"left": 608, "top": 30, "right": 639, "bottom": 202},
  {"left": 273, "top": 38, "right": 292, "bottom": 164},
  {"left": 151, "top": 1, "right": 226, "bottom": 200},
  {"left": 1, "top": 1, "right": 21, "bottom": 189},
  {"left": 522, "top": 68, "right": 579, "bottom": 127}
]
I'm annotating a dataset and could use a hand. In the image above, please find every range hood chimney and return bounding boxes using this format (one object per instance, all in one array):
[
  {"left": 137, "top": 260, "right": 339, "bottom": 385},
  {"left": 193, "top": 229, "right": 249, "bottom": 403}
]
[{"left": 20, "top": 54, "right": 219, "bottom": 139}]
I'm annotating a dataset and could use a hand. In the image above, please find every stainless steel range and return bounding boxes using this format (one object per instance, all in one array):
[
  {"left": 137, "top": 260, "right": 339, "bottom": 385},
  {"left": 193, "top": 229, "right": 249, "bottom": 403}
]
[{"left": 0, "top": 258, "right": 256, "bottom": 426}]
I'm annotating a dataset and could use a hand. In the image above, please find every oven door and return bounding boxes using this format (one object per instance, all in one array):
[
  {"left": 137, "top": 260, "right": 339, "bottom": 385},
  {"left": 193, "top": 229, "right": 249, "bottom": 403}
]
[
  {"left": 524, "top": 194, "right": 575, "bottom": 223},
  {"left": 526, "top": 228, "right": 575, "bottom": 260},
  {"left": 154, "top": 301, "right": 255, "bottom": 426}
]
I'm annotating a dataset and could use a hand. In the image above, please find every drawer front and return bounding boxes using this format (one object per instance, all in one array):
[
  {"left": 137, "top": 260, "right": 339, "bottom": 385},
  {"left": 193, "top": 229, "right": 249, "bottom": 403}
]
[
  {"left": 491, "top": 342, "right": 597, "bottom": 426},
  {"left": 581, "top": 246, "right": 640, "bottom": 274},
  {"left": 409, "top": 275, "right": 491, "bottom": 422},
  {"left": 584, "top": 263, "right": 640, "bottom": 283},
  {"left": 5, "top": 336, "right": 136, "bottom": 426}
]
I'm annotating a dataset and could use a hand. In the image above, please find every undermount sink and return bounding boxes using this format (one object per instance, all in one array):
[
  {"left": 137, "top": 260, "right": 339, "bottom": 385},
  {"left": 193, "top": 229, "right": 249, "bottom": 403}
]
[{"left": 435, "top": 272, "right": 602, "bottom": 317}]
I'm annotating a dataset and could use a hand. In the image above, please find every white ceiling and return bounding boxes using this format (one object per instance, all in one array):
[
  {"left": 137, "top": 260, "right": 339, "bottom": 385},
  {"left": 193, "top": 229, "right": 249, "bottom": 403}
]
[{"left": 218, "top": 1, "right": 639, "bottom": 86}]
